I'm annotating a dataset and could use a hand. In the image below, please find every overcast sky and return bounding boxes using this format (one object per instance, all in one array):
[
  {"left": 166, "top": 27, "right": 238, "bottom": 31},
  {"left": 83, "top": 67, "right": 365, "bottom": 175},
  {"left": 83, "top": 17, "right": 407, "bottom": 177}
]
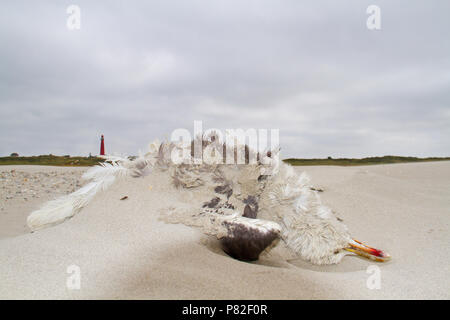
[{"left": 0, "top": 0, "right": 449, "bottom": 158}]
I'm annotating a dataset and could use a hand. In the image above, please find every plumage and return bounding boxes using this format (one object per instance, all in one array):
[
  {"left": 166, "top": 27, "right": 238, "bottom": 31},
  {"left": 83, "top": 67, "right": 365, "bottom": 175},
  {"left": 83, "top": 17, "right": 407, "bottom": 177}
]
[
  {"left": 26, "top": 138, "right": 390, "bottom": 265},
  {"left": 27, "top": 159, "right": 139, "bottom": 231}
]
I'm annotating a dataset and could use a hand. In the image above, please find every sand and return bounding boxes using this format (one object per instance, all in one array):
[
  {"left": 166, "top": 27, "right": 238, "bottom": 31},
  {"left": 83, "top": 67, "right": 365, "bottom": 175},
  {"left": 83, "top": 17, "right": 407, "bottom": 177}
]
[
  {"left": 0, "top": 166, "right": 86, "bottom": 239},
  {"left": 0, "top": 162, "right": 449, "bottom": 299}
]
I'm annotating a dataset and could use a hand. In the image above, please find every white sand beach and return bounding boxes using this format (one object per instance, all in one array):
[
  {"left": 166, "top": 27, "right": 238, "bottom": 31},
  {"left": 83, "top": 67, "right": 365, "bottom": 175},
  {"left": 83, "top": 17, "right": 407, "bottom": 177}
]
[{"left": 0, "top": 162, "right": 449, "bottom": 299}]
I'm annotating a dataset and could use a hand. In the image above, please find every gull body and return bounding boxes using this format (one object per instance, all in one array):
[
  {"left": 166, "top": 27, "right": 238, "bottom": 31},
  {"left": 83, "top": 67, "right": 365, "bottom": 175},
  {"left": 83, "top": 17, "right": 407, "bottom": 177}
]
[{"left": 27, "top": 137, "right": 390, "bottom": 265}]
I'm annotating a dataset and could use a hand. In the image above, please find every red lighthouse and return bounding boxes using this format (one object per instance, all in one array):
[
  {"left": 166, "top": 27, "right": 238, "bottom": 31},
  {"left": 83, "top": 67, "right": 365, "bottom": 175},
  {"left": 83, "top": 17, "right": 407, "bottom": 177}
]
[{"left": 100, "top": 135, "right": 105, "bottom": 155}]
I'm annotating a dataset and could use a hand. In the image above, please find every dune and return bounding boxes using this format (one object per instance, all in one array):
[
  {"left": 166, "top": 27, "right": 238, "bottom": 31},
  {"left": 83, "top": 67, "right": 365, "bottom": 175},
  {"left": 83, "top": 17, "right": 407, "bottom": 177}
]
[{"left": 0, "top": 161, "right": 449, "bottom": 299}]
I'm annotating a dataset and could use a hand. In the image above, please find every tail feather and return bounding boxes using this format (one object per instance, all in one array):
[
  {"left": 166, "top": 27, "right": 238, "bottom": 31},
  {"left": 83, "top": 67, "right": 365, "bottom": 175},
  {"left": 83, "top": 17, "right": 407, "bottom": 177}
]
[
  {"left": 27, "top": 195, "right": 80, "bottom": 231},
  {"left": 27, "top": 163, "right": 128, "bottom": 232},
  {"left": 82, "top": 161, "right": 129, "bottom": 181}
]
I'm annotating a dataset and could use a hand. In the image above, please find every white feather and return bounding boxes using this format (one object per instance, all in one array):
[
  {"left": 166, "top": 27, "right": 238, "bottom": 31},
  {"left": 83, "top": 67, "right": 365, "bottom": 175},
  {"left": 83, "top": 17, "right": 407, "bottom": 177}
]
[
  {"left": 82, "top": 162, "right": 129, "bottom": 181},
  {"left": 27, "top": 163, "right": 128, "bottom": 231}
]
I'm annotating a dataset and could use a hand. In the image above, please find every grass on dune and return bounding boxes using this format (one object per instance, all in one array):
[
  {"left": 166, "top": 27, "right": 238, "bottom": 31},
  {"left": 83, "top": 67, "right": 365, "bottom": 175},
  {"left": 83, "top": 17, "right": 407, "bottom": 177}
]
[
  {"left": 0, "top": 155, "right": 105, "bottom": 167},
  {"left": 1, "top": 154, "right": 449, "bottom": 167},
  {"left": 283, "top": 156, "right": 450, "bottom": 166}
]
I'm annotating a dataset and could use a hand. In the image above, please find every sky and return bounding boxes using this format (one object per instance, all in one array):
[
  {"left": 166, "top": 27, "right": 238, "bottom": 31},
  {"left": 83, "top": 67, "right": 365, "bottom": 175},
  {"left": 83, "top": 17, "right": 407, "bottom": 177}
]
[{"left": 0, "top": 0, "right": 449, "bottom": 158}]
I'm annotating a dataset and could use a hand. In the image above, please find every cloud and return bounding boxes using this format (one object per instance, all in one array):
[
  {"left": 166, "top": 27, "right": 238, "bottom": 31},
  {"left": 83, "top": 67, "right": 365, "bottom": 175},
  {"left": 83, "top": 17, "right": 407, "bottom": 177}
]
[{"left": 0, "top": 0, "right": 449, "bottom": 158}]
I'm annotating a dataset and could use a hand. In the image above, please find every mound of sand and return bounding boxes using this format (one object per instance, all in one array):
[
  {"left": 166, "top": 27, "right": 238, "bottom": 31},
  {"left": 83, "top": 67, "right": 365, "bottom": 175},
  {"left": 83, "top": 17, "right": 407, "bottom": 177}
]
[{"left": 0, "top": 162, "right": 449, "bottom": 299}]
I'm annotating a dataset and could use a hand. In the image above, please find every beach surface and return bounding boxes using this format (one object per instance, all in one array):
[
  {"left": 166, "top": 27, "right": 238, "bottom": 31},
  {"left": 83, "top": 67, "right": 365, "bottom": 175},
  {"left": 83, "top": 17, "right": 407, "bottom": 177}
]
[{"left": 0, "top": 162, "right": 449, "bottom": 299}]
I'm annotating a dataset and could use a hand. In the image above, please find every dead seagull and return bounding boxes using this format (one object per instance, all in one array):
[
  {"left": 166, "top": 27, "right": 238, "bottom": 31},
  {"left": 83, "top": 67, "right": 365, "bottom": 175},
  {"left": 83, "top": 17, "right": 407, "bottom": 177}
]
[{"left": 26, "top": 137, "right": 391, "bottom": 265}]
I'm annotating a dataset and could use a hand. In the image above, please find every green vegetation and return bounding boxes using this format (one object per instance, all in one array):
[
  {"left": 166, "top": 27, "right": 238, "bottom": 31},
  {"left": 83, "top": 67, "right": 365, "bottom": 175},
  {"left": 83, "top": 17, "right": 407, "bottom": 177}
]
[
  {"left": 283, "top": 156, "right": 450, "bottom": 166},
  {"left": 0, "top": 155, "right": 105, "bottom": 167},
  {"left": 1, "top": 155, "right": 449, "bottom": 167}
]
